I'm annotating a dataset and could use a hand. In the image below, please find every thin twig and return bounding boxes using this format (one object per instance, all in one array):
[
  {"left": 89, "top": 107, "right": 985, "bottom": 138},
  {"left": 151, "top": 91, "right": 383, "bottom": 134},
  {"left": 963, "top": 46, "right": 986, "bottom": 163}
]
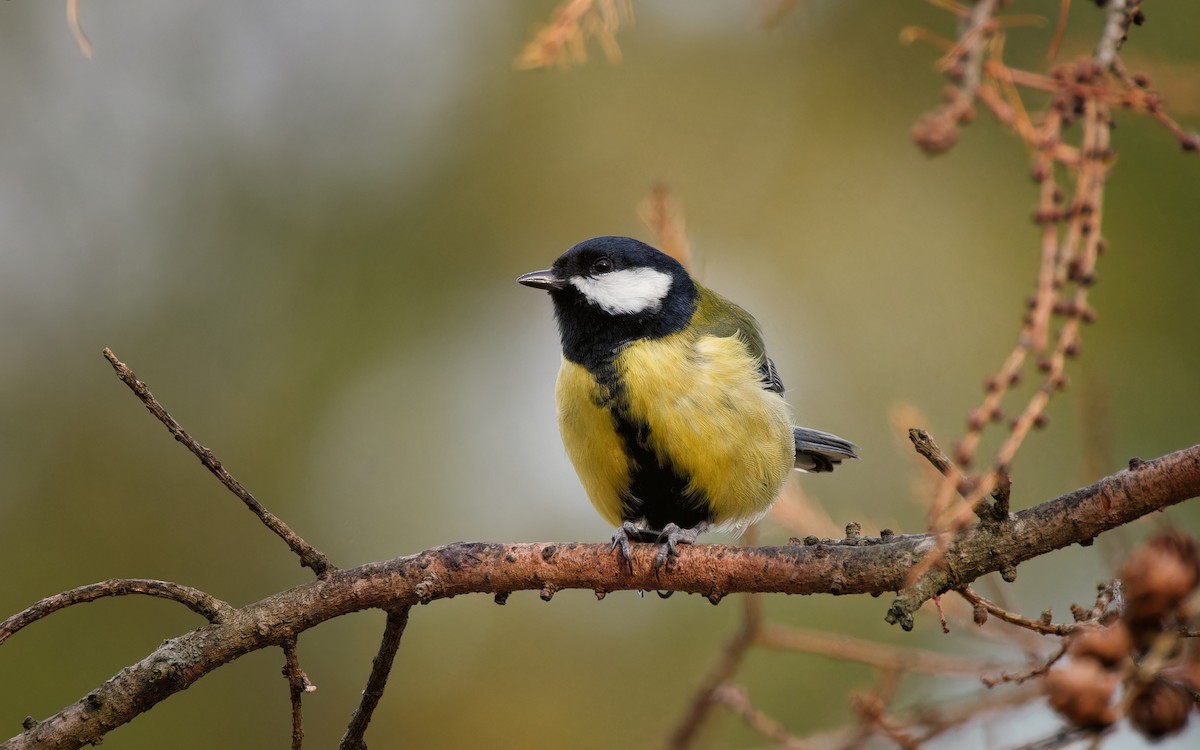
[
  {"left": 981, "top": 643, "right": 1068, "bottom": 688},
  {"left": 755, "top": 624, "right": 993, "bottom": 676},
  {"left": 281, "top": 637, "right": 315, "bottom": 750},
  {"left": 66, "top": 0, "right": 93, "bottom": 59},
  {"left": 846, "top": 668, "right": 913, "bottom": 750},
  {"left": 958, "top": 587, "right": 1075, "bottom": 636},
  {"left": 1046, "top": 0, "right": 1070, "bottom": 61},
  {"left": 1008, "top": 726, "right": 1103, "bottom": 750},
  {"left": 803, "top": 681, "right": 1044, "bottom": 749},
  {"left": 910, "top": 0, "right": 998, "bottom": 154},
  {"left": 903, "top": 31, "right": 1131, "bottom": 601},
  {"left": 902, "top": 442, "right": 1200, "bottom": 629},
  {"left": 1029, "top": 108, "right": 1064, "bottom": 352},
  {"left": 908, "top": 428, "right": 999, "bottom": 527},
  {"left": 908, "top": 683, "right": 1044, "bottom": 744},
  {"left": 909, "top": 428, "right": 956, "bottom": 478},
  {"left": 666, "top": 583, "right": 762, "bottom": 747},
  {"left": 711, "top": 685, "right": 809, "bottom": 750},
  {"left": 102, "top": 348, "right": 334, "bottom": 578},
  {"left": 904, "top": 429, "right": 1004, "bottom": 592},
  {"left": 338, "top": 607, "right": 411, "bottom": 750},
  {"left": 638, "top": 183, "right": 693, "bottom": 270},
  {"left": 1094, "top": 0, "right": 1128, "bottom": 68},
  {"left": 667, "top": 527, "right": 763, "bottom": 750},
  {"left": 959, "top": 580, "right": 1047, "bottom": 657},
  {"left": 954, "top": 0, "right": 999, "bottom": 103},
  {"left": 917, "top": 2, "right": 1138, "bottom": 511},
  {"left": 0, "top": 579, "right": 232, "bottom": 645}
]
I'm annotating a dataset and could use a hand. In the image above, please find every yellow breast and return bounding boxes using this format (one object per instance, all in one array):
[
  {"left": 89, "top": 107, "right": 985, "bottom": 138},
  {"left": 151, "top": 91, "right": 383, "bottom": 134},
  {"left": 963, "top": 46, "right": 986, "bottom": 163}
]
[
  {"left": 555, "top": 359, "right": 630, "bottom": 526},
  {"left": 555, "top": 331, "right": 794, "bottom": 530},
  {"left": 617, "top": 333, "right": 794, "bottom": 526}
]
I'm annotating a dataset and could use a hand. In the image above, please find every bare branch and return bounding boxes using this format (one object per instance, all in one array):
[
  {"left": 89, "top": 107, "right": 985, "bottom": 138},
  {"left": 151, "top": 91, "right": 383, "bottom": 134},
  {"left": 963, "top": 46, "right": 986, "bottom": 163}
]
[
  {"left": 955, "top": 0, "right": 999, "bottom": 106},
  {"left": 338, "top": 608, "right": 411, "bottom": 750},
  {"left": 755, "top": 623, "right": 994, "bottom": 676},
  {"left": 667, "top": 553, "right": 762, "bottom": 748},
  {"left": 805, "top": 683, "right": 1044, "bottom": 749},
  {"left": 957, "top": 587, "right": 1075, "bottom": 637},
  {"left": 3, "top": 444, "right": 1198, "bottom": 749},
  {"left": 1008, "top": 726, "right": 1104, "bottom": 750},
  {"left": 0, "top": 579, "right": 231, "bottom": 646},
  {"left": 981, "top": 643, "right": 1067, "bottom": 688},
  {"left": 281, "top": 637, "right": 315, "bottom": 750},
  {"left": 102, "top": 348, "right": 334, "bottom": 578},
  {"left": 638, "top": 183, "right": 693, "bottom": 270},
  {"left": 908, "top": 428, "right": 956, "bottom": 478},
  {"left": 907, "top": 428, "right": 1002, "bottom": 526},
  {"left": 65, "top": 0, "right": 93, "bottom": 59},
  {"left": 1095, "top": 0, "right": 1130, "bottom": 69},
  {"left": 884, "top": 444, "right": 1200, "bottom": 629},
  {"left": 711, "top": 685, "right": 810, "bottom": 750},
  {"left": 849, "top": 670, "right": 917, "bottom": 750},
  {"left": 909, "top": 0, "right": 998, "bottom": 155}
]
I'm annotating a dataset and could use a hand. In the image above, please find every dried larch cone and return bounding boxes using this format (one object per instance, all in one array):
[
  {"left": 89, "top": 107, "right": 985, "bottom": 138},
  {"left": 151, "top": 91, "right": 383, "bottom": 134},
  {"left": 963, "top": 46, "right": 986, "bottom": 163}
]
[
  {"left": 1129, "top": 679, "right": 1193, "bottom": 740},
  {"left": 1068, "top": 622, "right": 1132, "bottom": 668},
  {"left": 1119, "top": 532, "right": 1200, "bottom": 634},
  {"left": 1044, "top": 658, "right": 1119, "bottom": 728}
]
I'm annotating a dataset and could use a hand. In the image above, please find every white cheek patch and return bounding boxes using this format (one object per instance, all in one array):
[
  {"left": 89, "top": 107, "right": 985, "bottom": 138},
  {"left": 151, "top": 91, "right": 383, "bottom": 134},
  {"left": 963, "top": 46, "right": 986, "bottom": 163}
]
[{"left": 569, "top": 268, "right": 674, "bottom": 315}]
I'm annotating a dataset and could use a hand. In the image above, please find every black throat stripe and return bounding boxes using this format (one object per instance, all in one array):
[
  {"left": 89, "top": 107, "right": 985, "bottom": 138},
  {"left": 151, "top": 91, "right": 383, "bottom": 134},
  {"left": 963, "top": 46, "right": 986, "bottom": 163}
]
[{"left": 592, "top": 360, "right": 712, "bottom": 532}]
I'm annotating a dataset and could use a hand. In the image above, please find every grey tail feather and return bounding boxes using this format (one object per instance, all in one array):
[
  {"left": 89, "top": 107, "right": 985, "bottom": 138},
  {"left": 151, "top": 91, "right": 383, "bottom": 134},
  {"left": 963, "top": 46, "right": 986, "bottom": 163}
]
[{"left": 793, "top": 426, "right": 859, "bottom": 473}]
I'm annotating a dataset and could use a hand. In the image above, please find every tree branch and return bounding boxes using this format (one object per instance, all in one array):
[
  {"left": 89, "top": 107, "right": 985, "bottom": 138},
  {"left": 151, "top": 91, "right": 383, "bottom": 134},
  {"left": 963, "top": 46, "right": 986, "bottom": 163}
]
[
  {"left": 710, "top": 685, "right": 809, "bottom": 750},
  {"left": 3, "top": 444, "right": 1198, "bottom": 750},
  {"left": 102, "top": 348, "right": 334, "bottom": 578},
  {"left": 666, "top": 592, "right": 761, "bottom": 749},
  {"left": 1095, "top": 0, "right": 1129, "bottom": 69},
  {"left": 281, "top": 637, "right": 314, "bottom": 750},
  {"left": 0, "top": 579, "right": 232, "bottom": 646},
  {"left": 338, "top": 607, "right": 411, "bottom": 750},
  {"left": 957, "top": 587, "right": 1075, "bottom": 637},
  {"left": 65, "top": 0, "right": 93, "bottom": 59},
  {"left": 754, "top": 624, "right": 995, "bottom": 676},
  {"left": 885, "top": 444, "right": 1200, "bottom": 631}
]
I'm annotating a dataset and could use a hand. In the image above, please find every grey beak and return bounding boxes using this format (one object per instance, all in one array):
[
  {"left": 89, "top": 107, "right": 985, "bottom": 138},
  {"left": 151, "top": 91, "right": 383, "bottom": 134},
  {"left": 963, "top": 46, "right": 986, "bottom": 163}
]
[{"left": 517, "top": 269, "right": 565, "bottom": 291}]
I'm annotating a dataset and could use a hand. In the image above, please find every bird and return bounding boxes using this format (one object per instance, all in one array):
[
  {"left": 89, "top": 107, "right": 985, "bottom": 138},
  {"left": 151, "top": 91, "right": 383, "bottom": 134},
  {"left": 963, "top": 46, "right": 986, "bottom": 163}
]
[{"left": 518, "top": 236, "right": 857, "bottom": 569}]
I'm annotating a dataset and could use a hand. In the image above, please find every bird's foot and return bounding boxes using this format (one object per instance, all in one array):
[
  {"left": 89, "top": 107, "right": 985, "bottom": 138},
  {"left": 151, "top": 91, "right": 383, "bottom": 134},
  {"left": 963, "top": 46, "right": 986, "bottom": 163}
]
[
  {"left": 610, "top": 522, "right": 659, "bottom": 570},
  {"left": 652, "top": 523, "right": 705, "bottom": 572}
]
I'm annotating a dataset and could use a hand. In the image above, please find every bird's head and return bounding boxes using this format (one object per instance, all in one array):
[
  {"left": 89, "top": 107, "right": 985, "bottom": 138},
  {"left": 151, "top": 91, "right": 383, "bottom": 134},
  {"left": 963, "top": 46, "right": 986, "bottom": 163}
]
[{"left": 518, "top": 236, "right": 698, "bottom": 364}]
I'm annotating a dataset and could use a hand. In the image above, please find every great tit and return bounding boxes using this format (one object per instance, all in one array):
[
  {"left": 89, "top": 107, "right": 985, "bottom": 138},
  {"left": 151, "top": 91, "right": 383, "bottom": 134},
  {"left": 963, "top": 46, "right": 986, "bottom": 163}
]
[{"left": 518, "top": 236, "right": 857, "bottom": 568}]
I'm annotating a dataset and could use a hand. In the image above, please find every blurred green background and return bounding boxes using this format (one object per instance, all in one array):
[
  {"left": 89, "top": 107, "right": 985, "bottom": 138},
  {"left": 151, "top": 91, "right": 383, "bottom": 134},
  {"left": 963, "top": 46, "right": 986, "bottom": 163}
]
[{"left": 1, "top": 2, "right": 1197, "bottom": 748}]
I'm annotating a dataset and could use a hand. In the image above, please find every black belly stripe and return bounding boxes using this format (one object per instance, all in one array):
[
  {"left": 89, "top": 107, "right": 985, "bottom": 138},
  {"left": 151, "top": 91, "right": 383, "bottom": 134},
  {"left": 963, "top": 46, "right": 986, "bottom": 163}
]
[{"left": 594, "top": 362, "right": 712, "bottom": 531}]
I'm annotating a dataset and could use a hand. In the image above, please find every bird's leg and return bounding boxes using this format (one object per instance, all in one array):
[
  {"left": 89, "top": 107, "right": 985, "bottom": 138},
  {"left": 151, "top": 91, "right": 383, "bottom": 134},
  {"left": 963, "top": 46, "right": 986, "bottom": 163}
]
[
  {"left": 653, "top": 523, "right": 706, "bottom": 572},
  {"left": 610, "top": 522, "right": 659, "bottom": 569}
]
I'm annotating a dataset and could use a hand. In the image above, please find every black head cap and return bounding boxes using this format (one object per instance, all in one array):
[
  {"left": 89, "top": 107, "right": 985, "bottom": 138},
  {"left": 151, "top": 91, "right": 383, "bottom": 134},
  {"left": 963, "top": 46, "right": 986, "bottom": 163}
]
[{"left": 518, "top": 236, "right": 698, "bottom": 369}]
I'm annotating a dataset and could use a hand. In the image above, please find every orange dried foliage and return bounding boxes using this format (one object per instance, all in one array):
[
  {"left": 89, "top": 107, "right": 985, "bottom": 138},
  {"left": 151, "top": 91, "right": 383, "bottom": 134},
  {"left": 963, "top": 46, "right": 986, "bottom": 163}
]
[{"left": 515, "top": 0, "right": 633, "bottom": 70}]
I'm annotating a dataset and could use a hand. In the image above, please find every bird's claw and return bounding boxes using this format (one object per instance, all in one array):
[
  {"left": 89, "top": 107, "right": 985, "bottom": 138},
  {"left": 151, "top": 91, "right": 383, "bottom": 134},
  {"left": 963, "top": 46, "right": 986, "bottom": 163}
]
[
  {"left": 651, "top": 523, "right": 703, "bottom": 573},
  {"left": 610, "top": 522, "right": 646, "bottom": 571},
  {"left": 612, "top": 522, "right": 705, "bottom": 574}
]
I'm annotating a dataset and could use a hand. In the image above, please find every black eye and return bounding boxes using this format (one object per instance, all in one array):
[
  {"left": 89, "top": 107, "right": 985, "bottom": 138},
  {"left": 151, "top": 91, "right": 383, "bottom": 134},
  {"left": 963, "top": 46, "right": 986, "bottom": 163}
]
[{"left": 592, "top": 257, "right": 614, "bottom": 274}]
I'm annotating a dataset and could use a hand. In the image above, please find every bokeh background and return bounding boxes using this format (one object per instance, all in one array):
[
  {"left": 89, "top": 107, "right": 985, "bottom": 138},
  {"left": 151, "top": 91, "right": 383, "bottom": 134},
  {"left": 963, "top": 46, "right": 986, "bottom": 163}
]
[{"left": 1, "top": 2, "right": 1197, "bottom": 748}]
